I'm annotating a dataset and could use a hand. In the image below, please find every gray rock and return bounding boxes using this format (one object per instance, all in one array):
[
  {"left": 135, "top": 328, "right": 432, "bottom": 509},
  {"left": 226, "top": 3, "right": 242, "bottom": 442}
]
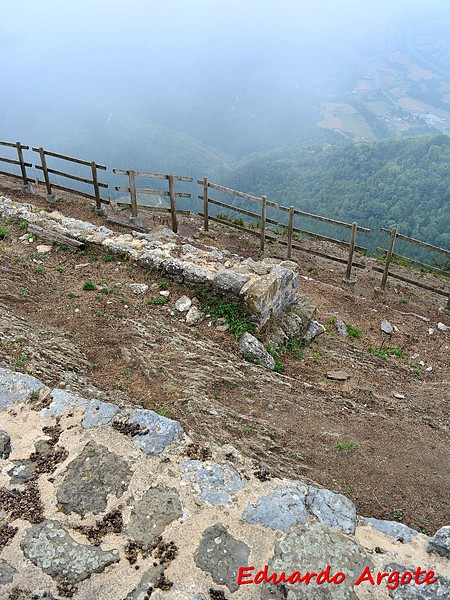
[
  {"left": 8, "top": 459, "right": 36, "bottom": 484},
  {"left": 20, "top": 520, "right": 120, "bottom": 583},
  {"left": 239, "top": 332, "right": 275, "bottom": 370},
  {"left": 385, "top": 563, "right": 450, "bottom": 599},
  {"left": 174, "top": 295, "right": 192, "bottom": 312},
  {"left": 381, "top": 320, "right": 394, "bottom": 335},
  {"left": 180, "top": 460, "right": 244, "bottom": 506},
  {"left": 128, "top": 408, "right": 183, "bottom": 455},
  {"left": 0, "top": 367, "right": 45, "bottom": 409},
  {"left": 306, "top": 486, "right": 357, "bottom": 535},
  {"left": 56, "top": 441, "right": 132, "bottom": 516},
  {"left": 261, "top": 522, "right": 371, "bottom": 599},
  {"left": 129, "top": 283, "right": 148, "bottom": 295},
  {"left": 82, "top": 400, "right": 120, "bottom": 429},
  {"left": 427, "top": 526, "right": 450, "bottom": 558},
  {"left": 183, "top": 262, "right": 214, "bottom": 285},
  {"left": 336, "top": 319, "right": 348, "bottom": 336},
  {"left": 161, "top": 257, "right": 185, "bottom": 282},
  {"left": 280, "top": 312, "right": 308, "bottom": 341},
  {"left": 213, "top": 269, "right": 250, "bottom": 294},
  {"left": 0, "top": 430, "right": 11, "bottom": 459},
  {"left": 0, "top": 558, "right": 16, "bottom": 584},
  {"left": 40, "top": 388, "right": 89, "bottom": 418},
  {"left": 124, "top": 566, "right": 165, "bottom": 599},
  {"left": 194, "top": 524, "right": 250, "bottom": 593},
  {"left": 326, "top": 370, "right": 351, "bottom": 381},
  {"left": 191, "top": 595, "right": 206, "bottom": 600},
  {"left": 242, "top": 485, "right": 308, "bottom": 531},
  {"left": 185, "top": 306, "right": 205, "bottom": 326},
  {"left": 304, "top": 320, "right": 326, "bottom": 342},
  {"left": 127, "top": 485, "right": 182, "bottom": 545},
  {"left": 366, "top": 518, "right": 418, "bottom": 543},
  {"left": 437, "top": 322, "right": 448, "bottom": 332}
]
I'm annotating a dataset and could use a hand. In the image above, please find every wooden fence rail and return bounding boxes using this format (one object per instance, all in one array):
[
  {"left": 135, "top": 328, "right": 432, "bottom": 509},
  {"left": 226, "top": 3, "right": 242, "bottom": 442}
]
[
  {"left": 377, "top": 227, "right": 450, "bottom": 308},
  {"left": 114, "top": 169, "right": 193, "bottom": 233},
  {"left": 32, "top": 147, "right": 109, "bottom": 209},
  {"left": 198, "top": 177, "right": 370, "bottom": 280},
  {"left": 0, "top": 141, "right": 33, "bottom": 190}
]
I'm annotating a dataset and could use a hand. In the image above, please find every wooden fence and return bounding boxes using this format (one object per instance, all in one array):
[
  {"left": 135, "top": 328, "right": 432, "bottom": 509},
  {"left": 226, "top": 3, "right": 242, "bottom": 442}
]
[
  {"left": 375, "top": 227, "right": 450, "bottom": 308},
  {"left": 198, "top": 177, "right": 370, "bottom": 281},
  {"left": 113, "top": 169, "right": 193, "bottom": 233},
  {"left": 32, "top": 147, "right": 109, "bottom": 209},
  {"left": 0, "top": 141, "right": 32, "bottom": 188}
]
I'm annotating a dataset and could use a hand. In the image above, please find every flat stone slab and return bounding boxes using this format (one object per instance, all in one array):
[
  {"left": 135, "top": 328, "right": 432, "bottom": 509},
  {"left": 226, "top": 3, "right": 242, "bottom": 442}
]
[
  {"left": 8, "top": 459, "right": 36, "bottom": 484},
  {"left": 366, "top": 518, "right": 418, "bottom": 543},
  {"left": 261, "top": 522, "right": 371, "bottom": 599},
  {"left": 40, "top": 389, "right": 89, "bottom": 418},
  {"left": 0, "top": 367, "right": 46, "bottom": 409},
  {"left": 125, "top": 566, "right": 164, "bottom": 599},
  {"left": 326, "top": 370, "right": 351, "bottom": 381},
  {"left": 194, "top": 524, "right": 250, "bottom": 593},
  {"left": 180, "top": 460, "right": 244, "bottom": 506},
  {"left": 82, "top": 400, "right": 120, "bottom": 429},
  {"left": 21, "top": 520, "right": 120, "bottom": 583},
  {"left": 127, "top": 485, "right": 182, "bottom": 545},
  {"left": 427, "top": 526, "right": 450, "bottom": 558},
  {"left": 56, "top": 441, "right": 132, "bottom": 516},
  {"left": 0, "top": 430, "right": 11, "bottom": 459},
  {"left": 241, "top": 484, "right": 308, "bottom": 531},
  {"left": 128, "top": 409, "right": 183, "bottom": 456},
  {"left": 384, "top": 563, "right": 450, "bottom": 599},
  {"left": 306, "top": 486, "right": 357, "bottom": 535}
]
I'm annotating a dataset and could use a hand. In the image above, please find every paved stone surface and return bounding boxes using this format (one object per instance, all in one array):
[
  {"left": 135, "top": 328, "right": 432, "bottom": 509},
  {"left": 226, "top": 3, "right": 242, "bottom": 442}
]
[
  {"left": 194, "top": 524, "right": 250, "bottom": 593},
  {"left": 0, "top": 429, "right": 11, "bottom": 459},
  {"left": 82, "top": 400, "right": 120, "bottom": 429},
  {"left": 0, "top": 368, "right": 45, "bottom": 409},
  {"left": 239, "top": 332, "right": 275, "bottom": 370},
  {"left": 128, "top": 409, "right": 183, "bottom": 455},
  {"left": 0, "top": 559, "right": 16, "bottom": 584},
  {"left": 127, "top": 485, "right": 182, "bottom": 544},
  {"left": 427, "top": 526, "right": 450, "bottom": 558},
  {"left": 21, "top": 520, "right": 120, "bottom": 583},
  {"left": 8, "top": 459, "right": 36, "bottom": 484},
  {"left": 242, "top": 485, "right": 308, "bottom": 531},
  {"left": 181, "top": 460, "right": 244, "bottom": 506},
  {"left": 261, "top": 522, "right": 371, "bottom": 599},
  {"left": 385, "top": 563, "right": 450, "bottom": 599},
  {"left": 57, "top": 441, "right": 132, "bottom": 516},
  {"left": 40, "top": 389, "right": 89, "bottom": 418},
  {"left": 124, "top": 565, "right": 164, "bottom": 599},
  {"left": 366, "top": 518, "right": 418, "bottom": 543},
  {"left": 306, "top": 486, "right": 357, "bottom": 535}
]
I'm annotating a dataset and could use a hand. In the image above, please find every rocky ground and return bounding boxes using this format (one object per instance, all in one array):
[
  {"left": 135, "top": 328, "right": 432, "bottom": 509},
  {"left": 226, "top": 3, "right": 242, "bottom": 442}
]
[{"left": 0, "top": 176, "right": 449, "bottom": 598}]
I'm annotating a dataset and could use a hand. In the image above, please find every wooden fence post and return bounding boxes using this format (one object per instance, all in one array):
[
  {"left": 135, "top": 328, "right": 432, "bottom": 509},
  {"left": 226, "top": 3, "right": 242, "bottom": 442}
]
[
  {"left": 168, "top": 175, "right": 178, "bottom": 233},
  {"left": 91, "top": 161, "right": 101, "bottom": 211},
  {"left": 344, "top": 222, "right": 358, "bottom": 282},
  {"left": 203, "top": 177, "right": 209, "bottom": 231},
  {"left": 16, "top": 142, "right": 30, "bottom": 189},
  {"left": 260, "top": 195, "right": 267, "bottom": 252},
  {"left": 381, "top": 227, "right": 397, "bottom": 290},
  {"left": 38, "top": 147, "right": 56, "bottom": 199},
  {"left": 287, "top": 205, "right": 294, "bottom": 259},
  {"left": 128, "top": 170, "right": 138, "bottom": 219}
]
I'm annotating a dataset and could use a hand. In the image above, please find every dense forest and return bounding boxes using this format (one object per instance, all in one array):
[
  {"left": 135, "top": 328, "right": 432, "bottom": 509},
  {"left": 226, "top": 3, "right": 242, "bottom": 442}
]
[{"left": 214, "top": 134, "right": 450, "bottom": 258}]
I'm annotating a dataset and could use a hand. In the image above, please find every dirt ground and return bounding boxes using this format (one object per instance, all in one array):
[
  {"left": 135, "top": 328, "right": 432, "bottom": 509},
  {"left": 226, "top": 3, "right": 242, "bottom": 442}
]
[{"left": 0, "top": 176, "right": 449, "bottom": 535}]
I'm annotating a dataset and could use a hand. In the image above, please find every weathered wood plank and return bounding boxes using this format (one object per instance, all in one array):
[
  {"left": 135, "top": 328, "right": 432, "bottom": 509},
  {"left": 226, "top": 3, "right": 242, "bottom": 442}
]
[
  {"left": 115, "top": 186, "right": 190, "bottom": 198},
  {"left": 168, "top": 175, "right": 178, "bottom": 233},
  {"left": 205, "top": 197, "right": 261, "bottom": 220},
  {"left": 376, "top": 248, "right": 450, "bottom": 277},
  {"left": 114, "top": 169, "right": 192, "bottom": 182},
  {"left": 373, "top": 265, "right": 449, "bottom": 297},
  {"left": 28, "top": 224, "right": 84, "bottom": 249},
  {"left": 205, "top": 181, "right": 262, "bottom": 203},
  {"left": 381, "top": 228, "right": 450, "bottom": 257},
  {"left": 34, "top": 180, "right": 109, "bottom": 203},
  {"left": 345, "top": 222, "right": 358, "bottom": 281},
  {"left": 0, "top": 141, "right": 29, "bottom": 149},
  {"left": 381, "top": 227, "right": 397, "bottom": 290},
  {"left": 0, "top": 156, "right": 32, "bottom": 167},
  {"left": 35, "top": 165, "right": 107, "bottom": 188},
  {"left": 32, "top": 147, "right": 106, "bottom": 169}
]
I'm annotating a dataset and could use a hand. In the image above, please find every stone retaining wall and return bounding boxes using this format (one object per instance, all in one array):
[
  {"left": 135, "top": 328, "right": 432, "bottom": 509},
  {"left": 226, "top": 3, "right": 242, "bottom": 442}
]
[{"left": 0, "top": 196, "right": 298, "bottom": 328}]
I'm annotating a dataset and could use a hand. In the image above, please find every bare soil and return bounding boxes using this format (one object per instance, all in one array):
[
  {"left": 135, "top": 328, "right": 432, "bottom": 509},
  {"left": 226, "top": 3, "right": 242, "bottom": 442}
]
[{"left": 0, "top": 176, "right": 449, "bottom": 535}]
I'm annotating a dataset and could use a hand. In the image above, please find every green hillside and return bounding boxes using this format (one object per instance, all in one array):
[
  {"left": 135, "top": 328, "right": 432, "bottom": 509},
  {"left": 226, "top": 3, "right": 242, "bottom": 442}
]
[{"left": 214, "top": 134, "right": 450, "bottom": 257}]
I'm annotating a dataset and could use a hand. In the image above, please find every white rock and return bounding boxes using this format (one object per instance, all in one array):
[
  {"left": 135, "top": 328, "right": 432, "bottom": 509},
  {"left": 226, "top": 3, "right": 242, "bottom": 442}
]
[
  {"left": 437, "top": 322, "right": 448, "bottom": 332},
  {"left": 185, "top": 306, "right": 205, "bottom": 326},
  {"left": 428, "top": 328, "right": 434, "bottom": 335},
  {"left": 37, "top": 244, "right": 52, "bottom": 253},
  {"left": 174, "top": 295, "right": 192, "bottom": 312},
  {"left": 159, "top": 290, "right": 170, "bottom": 297},
  {"left": 394, "top": 393, "right": 405, "bottom": 400},
  {"left": 129, "top": 283, "right": 148, "bottom": 295},
  {"left": 380, "top": 320, "right": 393, "bottom": 335}
]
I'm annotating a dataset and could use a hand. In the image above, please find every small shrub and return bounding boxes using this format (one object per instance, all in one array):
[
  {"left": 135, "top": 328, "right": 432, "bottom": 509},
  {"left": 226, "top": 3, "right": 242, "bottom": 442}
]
[
  {"left": 82, "top": 280, "right": 96, "bottom": 291},
  {"left": 158, "top": 277, "right": 168, "bottom": 290},
  {"left": 34, "top": 265, "right": 46, "bottom": 275},
  {"left": 346, "top": 324, "right": 362, "bottom": 338},
  {"left": 95, "top": 310, "right": 106, "bottom": 317},
  {"left": 147, "top": 297, "right": 168, "bottom": 305},
  {"left": 367, "top": 346, "right": 403, "bottom": 360},
  {"left": 15, "top": 354, "right": 27, "bottom": 367},
  {"left": 67, "top": 292, "right": 79, "bottom": 298},
  {"left": 335, "top": 440, "right": 358, "bottom": 452},
  {"left": 0, "top": 225, "right": 10, "bottom": 239},
  {"left": 400, "top": 297, "right": 409, "bottom": 304},
  {"left": 20, "top": 288, "right": 30, "bottom": 297},
  {"left": 199, "top": 294, "right": 254, "bottom": 338},
  {"left": 154, "top": 405, "right": 174, "bottom": 419},
  {"left": 29, "top": 390, "right": 39, "bottom": 401},
  {"left": 392, "top": 508, "right": 404, "bottom": 522},
  {"left": 56, "top": 265, "right": 64, "bottom": 273},
  {"left": 19, "top": 220, "right": 28, "bottom": 230},
  {"left": 102, "top": 253, "right": 115, "bottom": 263}
]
